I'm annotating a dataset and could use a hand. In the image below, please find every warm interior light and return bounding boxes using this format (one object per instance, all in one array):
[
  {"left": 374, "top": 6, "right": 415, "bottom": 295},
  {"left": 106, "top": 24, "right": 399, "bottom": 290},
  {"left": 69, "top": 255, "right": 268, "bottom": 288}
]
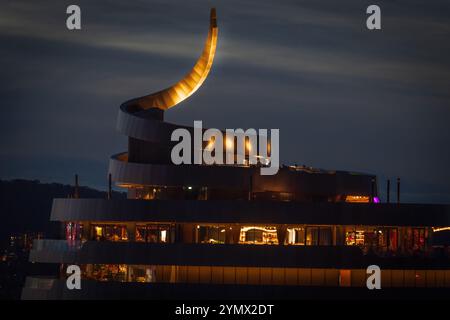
[
  {"left": 225, "top": 137, "right": 233, "bottom": 150},
  {"left": 95, "top": 226, "right": 103, "bottom": 237},
  {"left": 206, "top": 141, "right": 214, "bottom": 150},
  {"left": 205, "top": 138, "right": 215, "bottom": 151},
  {"left": 240, "top": 226, "right": 277, "bottom": 233},
  {"left": 239, "top": 226, "right": 278, "bottom": 245},
  {"left": 160, "top": 230, "right": 167, "bottom": 243},
  {"left": 345, "top": 195, "right": 370, "bottom": 203},
  {"left": 245, "top": 140, "right": 252, "bottom": 152},
  {"left": 432, "top": 227, "right": 450, "bottom": 232}
]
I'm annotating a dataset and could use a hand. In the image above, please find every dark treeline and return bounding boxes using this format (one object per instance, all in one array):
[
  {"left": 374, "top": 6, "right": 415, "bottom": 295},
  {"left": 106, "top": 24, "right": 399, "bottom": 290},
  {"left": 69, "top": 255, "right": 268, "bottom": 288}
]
[{"left": 0, "top": 179, "right": 126, "bottom": 242}]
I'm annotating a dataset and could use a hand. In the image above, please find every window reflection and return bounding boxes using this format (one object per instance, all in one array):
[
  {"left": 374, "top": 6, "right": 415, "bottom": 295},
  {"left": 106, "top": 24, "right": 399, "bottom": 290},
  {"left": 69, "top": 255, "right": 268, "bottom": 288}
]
[{"left": 65, "top": 222, "right": 83, "bottom": 241}]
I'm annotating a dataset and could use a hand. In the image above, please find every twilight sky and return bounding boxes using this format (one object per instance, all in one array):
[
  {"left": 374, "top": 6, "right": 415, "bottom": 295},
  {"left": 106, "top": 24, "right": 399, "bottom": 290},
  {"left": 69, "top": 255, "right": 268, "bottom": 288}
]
[{"left": 0, "top": 0, "right": 449, "bottom": 203}]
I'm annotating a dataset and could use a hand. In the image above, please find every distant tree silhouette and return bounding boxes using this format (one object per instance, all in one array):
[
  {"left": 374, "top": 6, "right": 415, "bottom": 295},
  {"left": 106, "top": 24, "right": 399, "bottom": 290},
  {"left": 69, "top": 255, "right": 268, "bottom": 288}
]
[{"left": 0, "top": 179, "right": 126, "bottom": 244}]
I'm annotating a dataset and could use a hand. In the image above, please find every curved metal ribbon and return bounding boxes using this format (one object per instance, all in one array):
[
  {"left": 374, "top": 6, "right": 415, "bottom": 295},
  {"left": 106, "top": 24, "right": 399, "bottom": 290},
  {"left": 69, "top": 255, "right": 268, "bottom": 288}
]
[{"left": 131, "top": 8, "right": 218, "bottom": 111}]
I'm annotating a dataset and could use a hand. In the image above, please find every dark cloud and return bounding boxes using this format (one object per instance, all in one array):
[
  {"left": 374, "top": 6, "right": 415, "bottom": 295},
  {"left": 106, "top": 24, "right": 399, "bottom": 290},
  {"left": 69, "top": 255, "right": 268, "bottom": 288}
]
[{"left": 0, "top": 0, "right": 449, "bottom": 202}]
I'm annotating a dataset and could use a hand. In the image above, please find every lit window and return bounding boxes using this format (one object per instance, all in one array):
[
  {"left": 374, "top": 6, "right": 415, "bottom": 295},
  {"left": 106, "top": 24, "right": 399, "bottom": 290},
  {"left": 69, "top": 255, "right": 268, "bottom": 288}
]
[
  {"left": 240, "top": 226, "right": 278, "bottom": 245},
  {"left": 245, "top": 139, "right": 252, "bottom": 152},
  {"left": 287, "top": 227, "right": 305, "bottom": 245},
  {"left": 225, "top": 137, "right": 233, "bottom": 150},
  {"left": 160, "top": 230, "right": 167, "bottom": 243},
  {"left": 345, "top": 195, "right": 370, "bottom": 203}
]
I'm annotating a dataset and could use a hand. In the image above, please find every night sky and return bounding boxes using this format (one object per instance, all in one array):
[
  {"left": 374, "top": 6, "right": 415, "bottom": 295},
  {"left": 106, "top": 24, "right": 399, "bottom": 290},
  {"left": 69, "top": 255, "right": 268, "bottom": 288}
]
[{"left": 1, "top": 0, "right": 449, "bottom": 203}]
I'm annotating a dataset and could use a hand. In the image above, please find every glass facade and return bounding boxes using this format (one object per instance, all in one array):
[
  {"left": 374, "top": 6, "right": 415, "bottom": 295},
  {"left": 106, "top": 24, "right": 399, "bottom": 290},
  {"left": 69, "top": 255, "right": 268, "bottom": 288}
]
[
  {"left": 78, "top": 264, "right": 450, "bottom": 288},
  {"left": 196, "top": 225, "right": 226, "bottom": 244},
  {"left": 135, "top": 224, "right": 175, "bottom": 243},
  {"left": 63, "top": 222, "right": 437, "bottom": 257},
  {"left": 239, "top": 226, "right": 278, "bottom": 245},
  {"left": 91, "top": 224, "right": 128, "bottom": 241},
  {"left": 126, "top": 185, "right": 373, "bottom": 203},
  {"left": 287, "top": 227, "right": 305, "bottom": 245},
  {"left": 305, "top": 226, "right": 332, "bottom": 246},
  {"left": 65, "top": 222, "right": 83, "bottom": 241}
]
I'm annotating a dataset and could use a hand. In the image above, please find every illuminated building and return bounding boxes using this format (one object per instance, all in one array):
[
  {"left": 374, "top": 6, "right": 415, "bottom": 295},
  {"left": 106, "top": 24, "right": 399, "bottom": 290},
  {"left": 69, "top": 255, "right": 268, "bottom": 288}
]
[{"left": 22, "top": 8, "right": 450, "bottom": 299}]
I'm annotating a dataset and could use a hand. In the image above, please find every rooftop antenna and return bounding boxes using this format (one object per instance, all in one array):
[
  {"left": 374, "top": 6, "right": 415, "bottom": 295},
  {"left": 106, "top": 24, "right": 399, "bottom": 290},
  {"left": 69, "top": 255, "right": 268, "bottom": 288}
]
[
  {"left": 371, "top": 178, "right": 375, "bottom": 203},
  {"left": 74, "top": 174, "right": 79, "bottom": 199}
]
